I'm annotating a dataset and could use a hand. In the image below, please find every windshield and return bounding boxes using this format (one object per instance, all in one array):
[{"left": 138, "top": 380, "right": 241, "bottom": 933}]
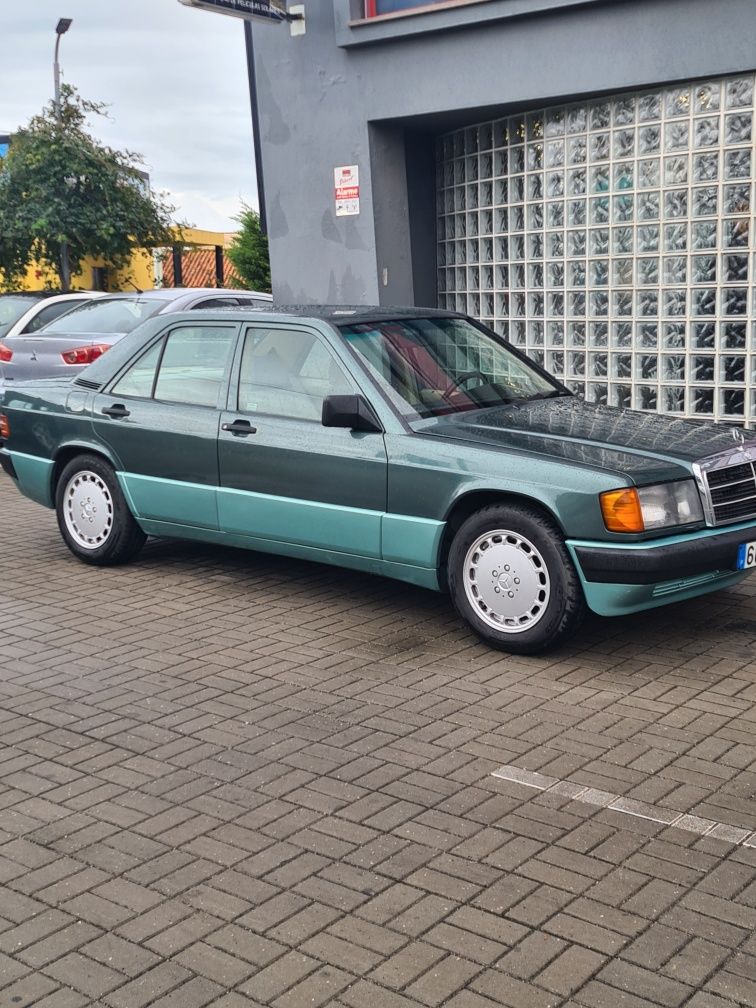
[
  {"left": 41, "top": 297, "right": 166, "bottom": 335},
  {"left": 340, "top": 317, "right": 563, "bottom": 420},
  {"left": 0, "top": 295, "right": 43, "bottom": 336}
]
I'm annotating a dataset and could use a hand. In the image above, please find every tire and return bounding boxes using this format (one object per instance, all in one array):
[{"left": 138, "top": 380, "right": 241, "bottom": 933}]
[
  {"left": 447, "top": 502, "right": 586, "bottom": 654},
  {"left": 55, "top": 454, "right": 146, "bottom": 566}
]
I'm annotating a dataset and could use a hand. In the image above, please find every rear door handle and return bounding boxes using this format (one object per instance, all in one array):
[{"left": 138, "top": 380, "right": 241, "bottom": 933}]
[
  {"left": 222, "top": 419, "right": 257, "bottom": 436},
  {"left": 102, "top": 403, "right": 130, "bottom": 419}
]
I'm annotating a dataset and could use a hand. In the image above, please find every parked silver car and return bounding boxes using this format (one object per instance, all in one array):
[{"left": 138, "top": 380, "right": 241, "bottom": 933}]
[
  {"left": 0, "top": 291, "right": 104, "bottom": 340},
  {"left": 0, "top": 287, "right": 272, "bottom": 385}
]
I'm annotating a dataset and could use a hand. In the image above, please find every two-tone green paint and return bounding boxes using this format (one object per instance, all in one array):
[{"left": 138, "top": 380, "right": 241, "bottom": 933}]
[
  {"left": 6, "top": 446, "right": 753, "bottom": 615},
  {"left": 118, "top": 473, "right": 218, "bottom": 529},
  {"left": 2, "top": 307, "right": 756, "bottom": 622},
  {"left": 135, "top": 517, "right": 442, "bottom": 591},
  {"left": 119, "top": 471, "right": 442, "bottom": 571}
]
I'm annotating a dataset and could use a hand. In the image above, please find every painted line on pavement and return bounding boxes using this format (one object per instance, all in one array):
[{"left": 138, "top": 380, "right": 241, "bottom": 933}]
[{"left": 491, "top": 763, "right": 755, "bottom": 847}]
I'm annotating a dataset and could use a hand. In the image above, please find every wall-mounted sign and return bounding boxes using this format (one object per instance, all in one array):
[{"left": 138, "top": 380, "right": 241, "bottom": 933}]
[
  {"left": 335, "top": 165, "right": 360, "bottom": 217},
  {"left": 178, "top": 0, "right": 287, "bottom": 23}
]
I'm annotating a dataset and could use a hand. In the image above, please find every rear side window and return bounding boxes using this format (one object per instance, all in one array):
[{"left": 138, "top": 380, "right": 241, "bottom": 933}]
[
  {"left": 192, "top": 297, "right": 238, "bottom": 309},
  {"left": 110, "top": 325, "right": 237, "bottom": 407},
  {"left": 236, "top": 297, "right": 271, "bottom": 308},
  {"left": 111, "top": 341, "right": 163, "bottom": 399}
]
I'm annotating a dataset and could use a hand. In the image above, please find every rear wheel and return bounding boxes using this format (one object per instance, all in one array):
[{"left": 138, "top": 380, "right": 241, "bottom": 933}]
[
  {"left": 448, "top": 502, "right": 585, "bottom": 654},
  {"left": 55, "top": 454, "right": 145, "bottom": 566}
]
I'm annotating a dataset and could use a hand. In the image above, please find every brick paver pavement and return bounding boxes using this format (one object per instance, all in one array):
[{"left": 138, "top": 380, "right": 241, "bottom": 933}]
[{"left": 2, "top": 470, "right": 756, "bottom": 1008}]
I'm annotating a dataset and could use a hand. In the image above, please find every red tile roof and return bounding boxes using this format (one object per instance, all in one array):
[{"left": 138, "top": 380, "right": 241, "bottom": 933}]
[{"left": 161, "top": 247, "right": 243, "bottom": 289}]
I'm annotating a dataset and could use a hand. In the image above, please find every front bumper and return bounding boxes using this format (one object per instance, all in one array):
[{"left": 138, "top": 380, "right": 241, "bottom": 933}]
[
  {"left": 573, "top": 524, "right": 755, "bottom": 585},
  {"left": 567, "top": 521, "right": 756, "bottom": 617}
]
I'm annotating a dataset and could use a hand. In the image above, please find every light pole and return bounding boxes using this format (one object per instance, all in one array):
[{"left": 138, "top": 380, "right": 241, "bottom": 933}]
[
  {"left": 54, "top": 18, "right": 73, "bottom": 290},
  {"left": 54, "top": 18, "right": 72, "bottom": 123},
  {"left": 243, "top": 21, "right": 267, "bottom": 235}
]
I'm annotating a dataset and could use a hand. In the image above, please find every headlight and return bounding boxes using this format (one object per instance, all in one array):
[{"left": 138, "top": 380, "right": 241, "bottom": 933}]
[{"left": 600, "top": 480, "right": 704, "bottom": 533}]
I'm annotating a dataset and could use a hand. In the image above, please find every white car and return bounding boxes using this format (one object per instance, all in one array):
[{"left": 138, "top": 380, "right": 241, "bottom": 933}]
[{"left": 0, "top": 291, "right": 106, "bottom": 340}]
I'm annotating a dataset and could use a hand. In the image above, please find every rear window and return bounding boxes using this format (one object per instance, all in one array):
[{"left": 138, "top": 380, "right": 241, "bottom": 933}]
[{"left": 42, "top": 297, "right": 166, "bottom": 335}]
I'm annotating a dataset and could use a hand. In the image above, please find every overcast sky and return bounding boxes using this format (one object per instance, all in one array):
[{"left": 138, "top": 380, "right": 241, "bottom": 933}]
[{"left": 0, "top": 1, "right": 258, "bottom": 231}]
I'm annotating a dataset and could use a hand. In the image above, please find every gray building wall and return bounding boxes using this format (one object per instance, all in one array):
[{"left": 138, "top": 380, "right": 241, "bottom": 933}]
[{"left": 252, "top": 0, "right": 756, "bottom": 305}]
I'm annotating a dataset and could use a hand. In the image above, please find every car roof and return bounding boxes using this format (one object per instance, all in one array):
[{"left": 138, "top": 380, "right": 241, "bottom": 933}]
[
  {"left": 213, "top": 305, "right": 462, "bottom": 325},
  {"left": 1, "top": 291, "right": 101, "bottom": 301},
  {"left": 89, "top": 288, "right": 272, "bottom": 302},
  {"left": 32, "top": 291, "right": 100, "bottom": 303},
  {"left": 89, "top": 289, "right": 180, "bottom": 301}
]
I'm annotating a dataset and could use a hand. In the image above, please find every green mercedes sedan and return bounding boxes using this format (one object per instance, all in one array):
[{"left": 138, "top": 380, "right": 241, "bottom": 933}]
[{"left": 1, "top": 307, "right": 755, "bottom": 653}]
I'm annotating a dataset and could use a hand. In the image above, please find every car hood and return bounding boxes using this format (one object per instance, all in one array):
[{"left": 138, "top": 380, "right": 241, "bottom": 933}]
[{"left": 413, "top": 397, "right": 746, "bottom": 483}]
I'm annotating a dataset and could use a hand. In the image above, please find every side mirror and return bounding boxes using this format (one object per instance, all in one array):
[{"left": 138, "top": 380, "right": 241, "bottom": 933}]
[{"left": 322, "top": 394, "right": 382, "bottom": 433}]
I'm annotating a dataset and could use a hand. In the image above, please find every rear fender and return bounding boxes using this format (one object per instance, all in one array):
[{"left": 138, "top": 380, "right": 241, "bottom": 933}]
[{"left": 51, "top": 440, "right": 121, "bottom": 499}]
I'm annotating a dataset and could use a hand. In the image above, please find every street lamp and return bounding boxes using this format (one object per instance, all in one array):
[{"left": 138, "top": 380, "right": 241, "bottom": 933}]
[
  {"left": 54, "top": 18, "right": 73, "bottom": 290},
  {"left": 54, "top": 18, "right": 73, "bottom": 123}
]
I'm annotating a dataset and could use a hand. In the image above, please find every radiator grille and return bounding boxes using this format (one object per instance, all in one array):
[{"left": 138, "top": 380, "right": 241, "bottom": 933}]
[{"left": 704, "top": 459, "right": 756, "bottom": 525}]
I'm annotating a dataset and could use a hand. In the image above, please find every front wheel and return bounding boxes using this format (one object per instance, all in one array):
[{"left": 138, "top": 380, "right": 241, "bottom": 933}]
[
  {"left": 447, "top": 503, "right": 586, "bottom": 654},
  {"left": 55, "top": 454, "right": 146, "bottom": 566}
]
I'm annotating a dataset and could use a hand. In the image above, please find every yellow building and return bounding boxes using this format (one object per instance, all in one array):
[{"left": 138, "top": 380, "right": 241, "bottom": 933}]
[{"left": 17, "top": 228, "right": 239, "bottom": 293}]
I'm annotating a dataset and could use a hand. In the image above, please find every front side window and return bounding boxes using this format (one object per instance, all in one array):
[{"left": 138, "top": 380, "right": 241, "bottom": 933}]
[
  {"left": 110, "top": 326, "right": 236, "bottom": 407},
  {"left": 341, "top": 317, "right": 561, "bottom": 420},
  {"left": 238, "top": 326, "right": 356, "bottom": 421}
]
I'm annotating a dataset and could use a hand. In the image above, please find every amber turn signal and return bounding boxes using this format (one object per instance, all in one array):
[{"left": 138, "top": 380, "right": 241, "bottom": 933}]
[
  {"left": 600, "top": 488, "right": 645, "bottom": 533},
  {"left": 0, "top": 415, "right": 10, "bottom": 440}
]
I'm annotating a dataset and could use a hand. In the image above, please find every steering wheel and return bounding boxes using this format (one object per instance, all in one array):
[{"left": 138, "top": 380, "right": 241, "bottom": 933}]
[{"left": 447, "top": 369, "right": 489, "bottom": 394}]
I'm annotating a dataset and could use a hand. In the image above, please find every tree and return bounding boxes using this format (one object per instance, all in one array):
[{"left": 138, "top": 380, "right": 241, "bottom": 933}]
[
  {"left": 0, "top": 86, "right": 176, "bottom": 291},
  {"left": 227, "top": 206, "right": 271, "bottom": 293}
]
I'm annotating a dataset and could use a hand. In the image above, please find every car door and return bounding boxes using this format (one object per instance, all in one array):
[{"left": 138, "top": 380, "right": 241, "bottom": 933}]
[
  {"left": 92, "top": 321, "right": 239, "bottom": 529},
  {"left": 218, "top": 322, "right": 387, "bottom": 557}
]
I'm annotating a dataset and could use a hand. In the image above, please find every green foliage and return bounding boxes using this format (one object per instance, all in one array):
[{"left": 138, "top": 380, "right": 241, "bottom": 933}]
[
  {"left": 0, "top": 86, "right": 176, "bottom": 291},
  {"left": 227, "top": 205, "right": 271, "bottom": 293}
]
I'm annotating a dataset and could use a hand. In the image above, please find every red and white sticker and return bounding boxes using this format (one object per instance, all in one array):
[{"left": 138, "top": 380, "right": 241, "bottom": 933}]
[{"left": 335, "top": 165, "right": 360, "bottom": 217}]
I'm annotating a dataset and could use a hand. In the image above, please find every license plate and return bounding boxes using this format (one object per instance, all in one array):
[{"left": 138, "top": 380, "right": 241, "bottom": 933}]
[{"left": 737, "top": 541, "right": 756, "bottom": 569}]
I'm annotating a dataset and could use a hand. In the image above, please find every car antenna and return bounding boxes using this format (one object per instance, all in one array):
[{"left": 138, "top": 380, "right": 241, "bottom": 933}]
[{"left": 125, "top": 280, "right": 144, "bottom": 295}]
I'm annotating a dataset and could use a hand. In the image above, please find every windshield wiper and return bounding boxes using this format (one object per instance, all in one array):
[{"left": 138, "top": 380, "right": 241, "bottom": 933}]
[{"left": 518, "top": 390, "right": 572, "bottom": 402}]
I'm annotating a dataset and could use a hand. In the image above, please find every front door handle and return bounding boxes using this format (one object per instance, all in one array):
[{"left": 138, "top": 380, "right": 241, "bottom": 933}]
[
  {"left": 222, "top": 419, "right": 257, "bottom": 436},
  {"left": 102, "top": 403, "right": 130, "bottom": 419}
]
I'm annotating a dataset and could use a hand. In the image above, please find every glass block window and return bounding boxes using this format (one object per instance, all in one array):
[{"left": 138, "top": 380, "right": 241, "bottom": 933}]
[{"left": 436, "top": 75, "right": 756, "bottom": 425}]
